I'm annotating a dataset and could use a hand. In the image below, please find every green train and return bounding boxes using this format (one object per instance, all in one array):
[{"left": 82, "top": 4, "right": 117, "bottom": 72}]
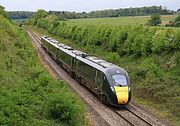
[{"left": 41, "top": 36, "right": 131, "bottom": 106}]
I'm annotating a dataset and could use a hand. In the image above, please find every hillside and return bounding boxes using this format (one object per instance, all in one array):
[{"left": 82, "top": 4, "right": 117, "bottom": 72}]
[
  {"left": 0, "top": 6, "right": 86, "bottom": 126},
  {"left": 26, "top": 10, "right": 180, "bottom": 125}
]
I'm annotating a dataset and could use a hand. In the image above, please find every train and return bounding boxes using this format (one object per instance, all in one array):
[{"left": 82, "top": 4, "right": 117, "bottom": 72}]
[{"left": 41, "top": 36, "right": 131, "bottom": 106}]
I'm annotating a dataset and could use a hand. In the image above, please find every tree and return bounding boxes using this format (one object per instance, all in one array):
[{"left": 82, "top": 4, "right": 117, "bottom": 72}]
[
  {"left": 48, "top": 6, "right": 172, "bottom": 19},
  {"left": 147, "top": 14, "right": 162, "bottom": 26},
  {"left": 177, "top": 8, "right": 180, "bottom": 13},
  {"left": 165, "top": 14, "right": 180, "bottom": 27},
  {"left": 175, "top": 15, "right": 180, "bottom": 22},
  {"left": 7, "top": 11, "right": 34, "bottom": 19},
  {"left": 0, "top": 5, "right": 8, "bottom": 18},
  {"left": 171, "top": 15, "right": 180, "bottom": 27},
  {"left": 35, "top": 9, "right": 48, "bottom": 19}
]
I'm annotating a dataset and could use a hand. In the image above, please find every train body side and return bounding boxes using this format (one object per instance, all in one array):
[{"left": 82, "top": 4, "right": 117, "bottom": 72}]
[
  {"left": 41, "top": 37, "right": 75, "bottom": 73},
  {"left": 41, "top": 36, "right": 131, "bottom": 106}
]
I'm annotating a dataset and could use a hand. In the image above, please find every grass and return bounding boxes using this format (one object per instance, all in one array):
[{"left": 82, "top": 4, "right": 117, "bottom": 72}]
[
  {"left": 68, "top": 15, "right": 177, "bottom": 26},
  {"left": 0, "top": 13, "right": 88, "bottom": 125},
  {"left": 28, "top": 25, "right": 180, "bottom": 126}
]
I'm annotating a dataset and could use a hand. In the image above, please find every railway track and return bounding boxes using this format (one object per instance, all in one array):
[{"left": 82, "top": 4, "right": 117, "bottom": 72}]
[
  {"left": 26, "top": 29, "right": 169, "bottom": 126},
  {"left": 112, "top": 108, "right": 153, "bottom": 126},
  {"left": 28, "top": 30, "right": 42, "bottom": 45},
  {"left": 125, "top": 107, "right": 153, "bottom": 125}
]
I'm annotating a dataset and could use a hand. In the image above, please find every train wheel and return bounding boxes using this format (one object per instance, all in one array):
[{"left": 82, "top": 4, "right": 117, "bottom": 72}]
[
  {"left": 99, "top": 94, "right": 109, "bottom": 105},
  {"left": 70, "top": 71, "right": 76, "bottom": 78},
  {"left": 76, "top": 75, "right": 82, "bottom": 84}
]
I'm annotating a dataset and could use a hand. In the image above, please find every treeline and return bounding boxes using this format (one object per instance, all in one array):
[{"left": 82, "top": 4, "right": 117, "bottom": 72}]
[
  {"left": 8, "top": 6, "right": 173, "bottom": 20},
  {"left": 0, "top": 6, "right": 86, "bottom": 125},
  {"left": 49, "top": 6, "right": 174, "bottom": 19},
  {"left": 7, "top": 11, "right": 34, "bottom": 19}
]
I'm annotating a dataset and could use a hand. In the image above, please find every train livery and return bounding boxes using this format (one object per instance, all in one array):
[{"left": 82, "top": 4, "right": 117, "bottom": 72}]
[{"left": 41, "top": 36, "right": 131, "bottom": 106}]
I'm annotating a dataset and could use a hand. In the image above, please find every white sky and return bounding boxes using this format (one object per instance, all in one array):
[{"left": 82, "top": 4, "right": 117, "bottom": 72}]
[{"left": 0, "top": 0, "right": 179, "bottom": 12}]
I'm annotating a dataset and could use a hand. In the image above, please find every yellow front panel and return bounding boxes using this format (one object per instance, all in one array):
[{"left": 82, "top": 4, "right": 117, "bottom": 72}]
[{"left": 114, "top": 86, "right": 129, "bottom": 104}]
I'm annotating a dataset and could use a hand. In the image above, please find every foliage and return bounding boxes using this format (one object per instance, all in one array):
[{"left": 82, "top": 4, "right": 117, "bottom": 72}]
[
  {"left": 147, "top": 14, "right": 162, "bottom": 26},
  {"left": 49, "top": 6, "right": 173, "bottom": 19},
  {"left": 0, "top": 7, "right": 86, "bottom": 126},
  {"left": 178, "top": 8, "right": 180, "bottom": 13},
  {"left": 166, "top": 15, "right": 180, "bottom": 27},
  {"left": 27, "top": 11, "right": 180, "bottom": 124},
  {"left": 7, "top": 11, "right": 34, "bottom": 19},
  {"left": 26, "top": 10, "right": 60, "bottom": 27},
  {"left": 27, "top": 12, "right": 180, "bottom": 56},
  {"left": 175, "top": 15, "right": 180, "bottom": 22},
  {"left": 0, "top": 5, "right": 9, "bottom": 19}
]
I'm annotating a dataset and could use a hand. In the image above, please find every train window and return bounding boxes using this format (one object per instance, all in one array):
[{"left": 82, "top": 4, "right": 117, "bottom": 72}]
[
  {"left": 96, "top": 71, "right": 103, "bottom": 86},
  {"left": 50, "top": 44, "right": 57, "bottom": 55},
  {"left": 57, "top": 50, "right": 72, "bottom": 66},
  {"left": 112, "top": 74, "right": 127, "bottom": 86},
  {"left": 77, "top": 61, "right": 96, "bottom": 84}
]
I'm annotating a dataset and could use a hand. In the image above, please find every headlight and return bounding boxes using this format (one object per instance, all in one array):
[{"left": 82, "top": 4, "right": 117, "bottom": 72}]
[
  {"left": 128, "top": 87, "right": 131, "bottom": 92},
  {"left": 111, "top": 86, "right": 115, "bottom": 92}
]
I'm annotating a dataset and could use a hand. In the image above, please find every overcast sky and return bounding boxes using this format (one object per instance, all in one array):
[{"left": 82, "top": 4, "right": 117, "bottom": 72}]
[{"left": 0, "top": 0, "right": 179, "bottom": 12}]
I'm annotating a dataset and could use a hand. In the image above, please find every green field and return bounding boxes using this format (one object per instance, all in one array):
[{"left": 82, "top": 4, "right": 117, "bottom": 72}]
[{"left": 68, "top": 15, "right": 177, "bottom": 26}]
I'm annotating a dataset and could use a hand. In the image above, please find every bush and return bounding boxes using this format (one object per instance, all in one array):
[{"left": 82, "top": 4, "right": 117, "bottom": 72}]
[
  {"left": 166, "top": 15, "right": 180, "bottom": 27},
  {"left": 142, "top": 58, "right": 163, "bottom": 77},
  {"left": 147, "top": 14, "right": 161, "bottom": 26},
  {"left": 105, "top": 52, "right": 120, "bottom": 64},
  {"left": 48, "top": 91, "right": 85, "bottom": 125}
]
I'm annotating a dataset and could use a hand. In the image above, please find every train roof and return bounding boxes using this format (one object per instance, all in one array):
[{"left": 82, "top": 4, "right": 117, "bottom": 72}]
[
  {"left": 75, "top": 55, "right": 126, "bottom": 74},
  {"left": 41, "top": 36, "right": 127, "bottom": 74},
  {"left": 42, "top": 36, "right": 76, "bottom": 57}
]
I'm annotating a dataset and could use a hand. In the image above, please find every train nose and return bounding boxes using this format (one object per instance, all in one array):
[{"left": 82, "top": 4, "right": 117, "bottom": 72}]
[{"left": 114, "top": 86, "right": 129, "bottom": 104}]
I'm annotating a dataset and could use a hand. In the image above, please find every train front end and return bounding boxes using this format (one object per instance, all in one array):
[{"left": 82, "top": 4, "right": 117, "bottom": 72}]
[{"left": 105, "top": 67, "right": 131, "bottom": 106}]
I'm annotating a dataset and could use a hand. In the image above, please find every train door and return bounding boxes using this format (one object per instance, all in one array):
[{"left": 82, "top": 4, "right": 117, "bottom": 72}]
[{"left": 95, "top": 70, "right": 103, "bottom": 93}]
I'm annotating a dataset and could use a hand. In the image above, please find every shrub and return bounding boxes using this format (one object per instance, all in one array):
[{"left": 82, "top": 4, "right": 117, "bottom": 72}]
[
  {"left": 147, "top": 14, "right": 161, "bottom": 26},
  {"left": 141, "top": 58, "right": 163, "bottom": 78},
  {"left": 48, "top": 93, "right": 85, "bottom": 125},
  {"left": 105, "top": 52, "right": 120, "bottom": 64}
]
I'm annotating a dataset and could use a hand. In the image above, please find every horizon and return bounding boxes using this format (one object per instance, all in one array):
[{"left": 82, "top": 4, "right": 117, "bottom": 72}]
[
  {"left": 0, "top": 0, "right": 179, "bottom": 12},
  {"left": 5, "top": 5, "right": 177, "bottom": 13}
]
